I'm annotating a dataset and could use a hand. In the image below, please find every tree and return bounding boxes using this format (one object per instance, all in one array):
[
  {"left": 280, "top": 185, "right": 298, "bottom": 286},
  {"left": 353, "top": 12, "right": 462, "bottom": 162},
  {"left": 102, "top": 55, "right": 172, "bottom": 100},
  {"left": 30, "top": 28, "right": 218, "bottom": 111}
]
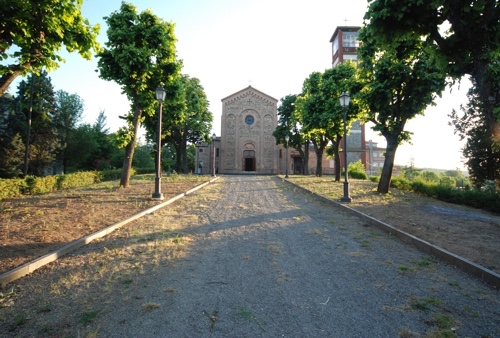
[
  {"left": 362, "top": 0, "right": 500, "bottom": 179},
  {"left": 450, "top": 83, "right": 500, "bottom": 187},
  {"left": 273, "top": 95, "right": 311, "bottom": 175},
  {"left": 13, "top": 71, "right": 61, "bottom": 176},
  {"left": 145, "top": 75, "right": 212, "bottom": 173},
  {"left": 358, "top": 33, "right": 447, "bottom": 193},
  {"left": 295, "top": 63, "right": 359, "bottom": 178},
  {"left": 179, "top": 76, "right": 212, "bottom": 173},
  {"left": 321, "top": 64, "right": 361, "bottom": 181},
  {"left": 63, "top": 111, "right": 120, "bottom": 172},
  {"left": 53, "top": 90, "right": 84, "bottom": 173},
  {"left": 0, "top": 0, "right": 100, "bottom": 96},
  {"left": 296, "top": 72, "right": 328, "bottom": 176},
  {"left": 97, "top": 2, "right": 181, "bottom": 187},
  {"left": 0, "top": 94, "right": 24, "bottom": 177}
]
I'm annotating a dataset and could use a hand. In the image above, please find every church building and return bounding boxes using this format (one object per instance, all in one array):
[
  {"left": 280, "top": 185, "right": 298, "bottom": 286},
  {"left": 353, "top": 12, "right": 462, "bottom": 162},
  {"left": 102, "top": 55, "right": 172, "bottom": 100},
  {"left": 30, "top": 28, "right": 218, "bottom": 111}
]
[
  {"left": 195, "top": 26, "right": 386, "bottom": 176},
  {"left": 195, "top": 86, "right": 282, "bottom": 175}
]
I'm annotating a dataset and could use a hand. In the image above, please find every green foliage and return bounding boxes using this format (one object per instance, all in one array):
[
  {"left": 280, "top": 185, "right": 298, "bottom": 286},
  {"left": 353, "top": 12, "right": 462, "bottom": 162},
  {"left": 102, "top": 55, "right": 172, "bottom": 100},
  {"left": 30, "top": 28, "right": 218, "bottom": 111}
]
[
  {"left": 363, "top": 0, "right": 500, "bottom": 190},
  {"left": 390, "top": 175, "right": 412, "bottom": 191},
  {"left": 439, "top": 176, "right": 456, "bottom": 188},
  {"left": 450, "top": 82, "right": 500, "bottom": 187},
  {"left": 0, "top": 170, "right": 133, "bottom": 200},
  {"left": 348, "top": 160, "right": 368, "bottom": 180},
  {"left": 133, "top": 144, "right": 155, "bottom": 169},
  {"left": 359, "top": 26, "right": 447, "bottom": 194},
  {"left": 295, "top": 63, "right": 361, "bottom": 177},
  {"left": 14, "top": 72, "right": 61, "bottom": 176},
  {"left": 421, "top": 171, "right": 440, "bottom": 182},
  {"left": 133, "top": 167, "right": 155, "bottom": 175},
  {"left": 389, "top": 173, "right": 499, "bottom": 214},
  {"left": 0, "top": 133, "right": 25, "bottom": 178},
  {"left": 25, "top": 175, "right": 58, "bottom": 194},
  {"left": 0, "top": 178, "right": 26, "bottom": 199},
  {"left": 96, "top": 2, "right": 182, "bottom": 187},
  {"left": 56, "top": 172, "right": 99, "bottom": 190},
  {"left": 100, "top": 169, "right": 130, "bottom": 182},
  {"left": 0, "top": 0, "right": 100, "bottom": 96}
]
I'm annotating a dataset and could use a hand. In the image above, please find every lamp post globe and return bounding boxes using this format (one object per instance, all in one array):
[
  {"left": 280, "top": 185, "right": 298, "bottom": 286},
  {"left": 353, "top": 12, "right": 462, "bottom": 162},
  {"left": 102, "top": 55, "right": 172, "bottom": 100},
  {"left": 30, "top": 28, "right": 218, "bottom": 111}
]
[
  {"left": 339, "top": 92, "right": 352, "bottom": 203},
  {"left": 285, "top": 134, "right": 290, "bottom": 178},
  {"left": 152, "top": 86, "right": 166, "bottom": 200}
]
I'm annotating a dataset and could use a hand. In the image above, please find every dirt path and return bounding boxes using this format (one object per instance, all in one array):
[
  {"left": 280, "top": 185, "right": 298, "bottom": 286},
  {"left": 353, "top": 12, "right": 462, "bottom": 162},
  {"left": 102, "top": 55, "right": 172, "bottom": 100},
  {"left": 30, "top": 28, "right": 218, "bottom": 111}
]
[{"left": 1, "top": 176, "right": 499, "bottom": 337}]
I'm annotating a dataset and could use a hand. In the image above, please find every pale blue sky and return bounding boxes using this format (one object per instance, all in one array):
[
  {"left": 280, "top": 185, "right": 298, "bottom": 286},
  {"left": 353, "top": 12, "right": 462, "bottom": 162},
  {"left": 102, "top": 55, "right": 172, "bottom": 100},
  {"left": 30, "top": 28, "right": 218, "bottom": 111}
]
[{"left": 8, "top": 0, "right": 469, "bottom": 170}]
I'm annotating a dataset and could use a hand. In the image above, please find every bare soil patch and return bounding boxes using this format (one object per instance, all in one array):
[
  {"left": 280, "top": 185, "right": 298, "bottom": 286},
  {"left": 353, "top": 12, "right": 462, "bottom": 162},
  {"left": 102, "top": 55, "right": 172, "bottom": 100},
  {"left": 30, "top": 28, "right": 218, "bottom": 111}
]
[
  {"left": 0, "top": 175, "right": 211, "bottom": 275},
  {"left": 286, "top": 176, "right": 500, "bottom": 272}
]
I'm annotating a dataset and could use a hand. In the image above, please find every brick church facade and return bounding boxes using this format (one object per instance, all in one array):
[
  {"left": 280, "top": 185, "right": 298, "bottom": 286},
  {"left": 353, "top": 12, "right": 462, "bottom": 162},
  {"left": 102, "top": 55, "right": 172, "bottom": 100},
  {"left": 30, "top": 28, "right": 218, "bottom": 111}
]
[{"left": 196, "top": 86, "right": 283, "bottom": 175}]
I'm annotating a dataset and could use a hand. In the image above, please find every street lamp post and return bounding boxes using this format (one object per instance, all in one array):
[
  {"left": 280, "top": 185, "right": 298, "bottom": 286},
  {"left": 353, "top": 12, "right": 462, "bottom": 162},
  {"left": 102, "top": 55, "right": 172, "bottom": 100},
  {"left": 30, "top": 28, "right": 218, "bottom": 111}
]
[
  {"left": 211, "top": 133, "right": 216, "bottom": 177},
  {"left": 152, "top": 86, "right": 166, "bottom": 200},
  {"left": 340, "top": 92, "right": 352, "bottom": 202},
  {"left": 285, "top": 134, "right": 290, "bottom": 178}
]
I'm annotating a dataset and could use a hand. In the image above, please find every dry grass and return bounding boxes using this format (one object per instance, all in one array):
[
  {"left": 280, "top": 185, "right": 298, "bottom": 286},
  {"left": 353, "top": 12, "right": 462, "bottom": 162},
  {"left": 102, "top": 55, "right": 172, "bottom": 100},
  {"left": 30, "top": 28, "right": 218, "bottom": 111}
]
[
  {"left": 284, "top": 175, "right": 500, "bottom": 272},
  {"left": 0, "top": 174, "right": 212, "bottom": 275}
]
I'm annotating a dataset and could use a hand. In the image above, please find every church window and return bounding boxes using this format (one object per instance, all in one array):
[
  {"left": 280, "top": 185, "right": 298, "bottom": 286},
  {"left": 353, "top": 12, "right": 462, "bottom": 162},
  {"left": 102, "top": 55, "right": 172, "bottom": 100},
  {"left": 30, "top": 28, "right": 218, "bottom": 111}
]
[{"left": 245, "top": 115, "right": 254, "bottom": 125}]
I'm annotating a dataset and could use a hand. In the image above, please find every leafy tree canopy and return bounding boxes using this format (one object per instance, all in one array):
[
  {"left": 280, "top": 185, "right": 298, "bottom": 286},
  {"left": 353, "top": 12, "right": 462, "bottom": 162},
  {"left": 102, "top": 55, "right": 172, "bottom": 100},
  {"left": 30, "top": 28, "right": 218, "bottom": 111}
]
[
  {"left": 358, "top": 31, "right": 447, "bottom": 193},
  {"left": 0, "top": 0, "right": 101, "bottom": 96}
]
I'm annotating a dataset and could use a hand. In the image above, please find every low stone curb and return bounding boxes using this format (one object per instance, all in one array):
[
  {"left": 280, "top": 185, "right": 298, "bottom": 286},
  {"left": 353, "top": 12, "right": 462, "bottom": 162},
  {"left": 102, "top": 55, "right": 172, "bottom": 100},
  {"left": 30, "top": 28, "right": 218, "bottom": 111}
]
[
  {"left": 0, "top": 177, "right": 220, "bottom": 287},
  {"left": 282, "top": 177, "right": 500, "bottom": 289}
]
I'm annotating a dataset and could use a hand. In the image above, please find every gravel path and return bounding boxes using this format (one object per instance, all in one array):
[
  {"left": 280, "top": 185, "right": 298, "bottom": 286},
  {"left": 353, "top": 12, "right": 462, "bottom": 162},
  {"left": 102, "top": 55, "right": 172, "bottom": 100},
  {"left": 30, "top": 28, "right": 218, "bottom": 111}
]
[
  {"left": 2, "top": 175, "right": 499, "bottom": 337},
  {"left": 98, "top": 176, "right": 498, "bottom": 337}
]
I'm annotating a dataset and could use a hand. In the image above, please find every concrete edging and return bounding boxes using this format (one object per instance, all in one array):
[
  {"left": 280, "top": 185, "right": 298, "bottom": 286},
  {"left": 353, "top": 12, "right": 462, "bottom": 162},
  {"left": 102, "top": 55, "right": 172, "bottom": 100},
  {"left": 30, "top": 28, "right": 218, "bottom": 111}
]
[
  {"left": 281, "top": 177, "right": 500, "bottom": 289},
  {"left": 0, "top": 177, "right": 220, "bottom": 287}
]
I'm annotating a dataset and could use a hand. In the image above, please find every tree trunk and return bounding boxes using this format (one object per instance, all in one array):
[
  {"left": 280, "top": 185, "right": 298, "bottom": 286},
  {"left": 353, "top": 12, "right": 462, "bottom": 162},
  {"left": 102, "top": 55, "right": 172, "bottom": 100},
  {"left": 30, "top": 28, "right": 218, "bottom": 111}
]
[
  {"left": 181, "top": 125, "right": 188, "bottom": 173},
  {"left": 175, "top": 144, "right": 182, "bottom": 173},
  {"left": 304, "top": 140, "right": 310, "bottom": 175},
  {"left": 377, "top": 138, "right": 398, "bottom": 194},
  {"left": 333, "top": 136, "right": 342, "bottom": 182},
  {"left": 119, "top": 101, "right": 141, "bottom": 188}
]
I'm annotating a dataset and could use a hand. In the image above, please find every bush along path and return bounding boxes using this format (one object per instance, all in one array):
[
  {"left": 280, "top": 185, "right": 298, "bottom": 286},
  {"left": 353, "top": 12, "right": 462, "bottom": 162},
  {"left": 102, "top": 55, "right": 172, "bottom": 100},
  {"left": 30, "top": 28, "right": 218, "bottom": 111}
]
[{"left": 1, "top": 176, "right": 498, "bottom": 337}]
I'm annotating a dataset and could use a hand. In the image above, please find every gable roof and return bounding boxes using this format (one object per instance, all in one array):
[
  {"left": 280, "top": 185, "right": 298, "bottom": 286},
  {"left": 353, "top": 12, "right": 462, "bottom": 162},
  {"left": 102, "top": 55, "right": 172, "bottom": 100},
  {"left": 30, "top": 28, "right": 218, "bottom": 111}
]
[{"left": 221, "top": 85, "right": 278, "bottom": 105}]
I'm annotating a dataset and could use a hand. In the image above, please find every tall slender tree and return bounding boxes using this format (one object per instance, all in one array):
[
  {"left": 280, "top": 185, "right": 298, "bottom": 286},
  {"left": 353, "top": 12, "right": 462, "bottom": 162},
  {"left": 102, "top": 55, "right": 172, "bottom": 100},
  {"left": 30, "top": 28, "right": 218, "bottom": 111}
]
[
  {"left": 53, "top": 90, "right": 84, "bottom": 173},
  {"left": 97, "top": 2, "right": 181, "bottom": 187},
  {"left": 8, "top": 71, "right": 61, "bottom": 176},
  {"left": 450, "top": 82, "right": 500, "bottom": 187}
]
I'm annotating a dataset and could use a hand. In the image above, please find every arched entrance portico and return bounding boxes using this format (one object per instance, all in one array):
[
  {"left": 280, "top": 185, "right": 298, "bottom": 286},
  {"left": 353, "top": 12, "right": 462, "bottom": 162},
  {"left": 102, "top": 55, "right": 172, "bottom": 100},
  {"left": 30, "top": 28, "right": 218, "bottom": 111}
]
[{"left": 243, "top": 150, "right": 256, "bottom": 171}]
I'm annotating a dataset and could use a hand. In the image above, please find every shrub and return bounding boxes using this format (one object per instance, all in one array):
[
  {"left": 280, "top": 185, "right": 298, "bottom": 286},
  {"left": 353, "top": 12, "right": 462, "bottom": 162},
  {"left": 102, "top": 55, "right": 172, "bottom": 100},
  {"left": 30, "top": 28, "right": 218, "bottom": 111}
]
[
  {"left": 390, "top": 176, "right": 412, "bottom": 191},
  {"left": 369, "top": 176, "right": 379, "bottom": 183},
  {"left": 25, "top": 175, "right": 58, "bottom": 194},
  {"left": 411, "top": 178, "right": 437, "bottom": 196},
  {"left": 57, "top": 172, "right": 99, "bottom": 190},
  {"left": 421, "top": 170, "right": 440, "bottom": 182},
  {"left": 99, "top": 168, "right": 136, "bottom": 182},
  {"left": 348, "top": 160, "right": 368, "bottom": 180},
  {"left": 349, "top": 170, "right": 368, "bottom": 180},
  {"left": 134, "top": 167, "right": 155, "bottom": 175},
  {"left": 0, "top": 178, "right": 26, "bottom": 200},
  {"left": 439, "top": 176, "right": 456, "bottom": 188}
]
